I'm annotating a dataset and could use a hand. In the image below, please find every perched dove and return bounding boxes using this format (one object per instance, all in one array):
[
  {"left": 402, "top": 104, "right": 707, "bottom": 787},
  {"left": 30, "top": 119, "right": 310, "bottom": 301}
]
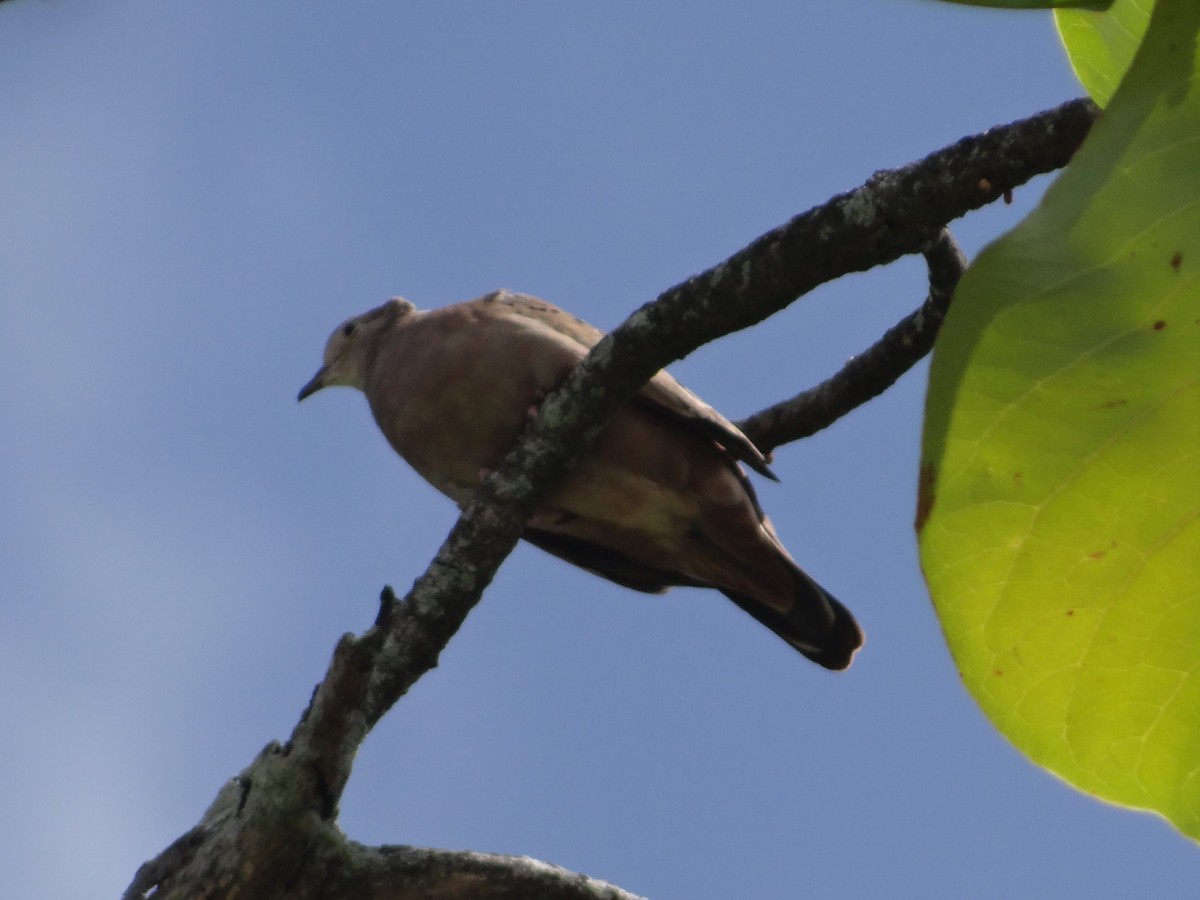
[{"left": 299, "top": 290, "right": 862, "bottom": 669}]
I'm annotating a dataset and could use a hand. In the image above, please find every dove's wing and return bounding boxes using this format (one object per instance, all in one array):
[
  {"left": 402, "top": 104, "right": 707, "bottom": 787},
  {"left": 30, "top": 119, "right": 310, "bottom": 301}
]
[{"left": 492, "top": 291, "right": 776, "bottom": 479}]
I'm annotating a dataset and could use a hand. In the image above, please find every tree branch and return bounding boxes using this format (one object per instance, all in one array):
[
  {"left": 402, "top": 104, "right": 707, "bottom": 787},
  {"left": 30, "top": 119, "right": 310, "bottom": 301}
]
[
  {"left": 127, "top": 97, "right": 1098, "bottom": 899},
  {"left": 737, "top": 228, "right": 968, "bottom": 453},
  {"left": 343, "top": 845, "right": 648, "bottom": 900}
]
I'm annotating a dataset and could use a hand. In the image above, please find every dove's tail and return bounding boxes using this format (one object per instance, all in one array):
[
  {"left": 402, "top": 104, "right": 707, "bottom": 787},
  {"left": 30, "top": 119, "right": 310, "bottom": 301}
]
[
  {"left": 522, "top": 526, "right": 863, "bottom": 669},
  {"left": 721, "top": 569, "right": 863, "bottom": 670}
]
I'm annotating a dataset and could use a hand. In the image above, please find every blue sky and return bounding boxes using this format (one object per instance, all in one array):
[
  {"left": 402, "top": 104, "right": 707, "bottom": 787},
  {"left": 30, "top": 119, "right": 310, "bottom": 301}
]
[{"left": 2, "top": 2, "right": 1197, "bottom": 898}]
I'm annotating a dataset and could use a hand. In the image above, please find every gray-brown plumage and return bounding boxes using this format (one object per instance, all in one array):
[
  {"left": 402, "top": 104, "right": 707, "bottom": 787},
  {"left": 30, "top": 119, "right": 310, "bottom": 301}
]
[{"left": 298, "top": 290, "right": 862, "bottom": 669}]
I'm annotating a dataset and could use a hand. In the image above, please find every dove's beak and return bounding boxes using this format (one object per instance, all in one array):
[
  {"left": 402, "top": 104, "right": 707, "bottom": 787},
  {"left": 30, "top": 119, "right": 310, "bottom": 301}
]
[{"left": 297, "top": 367, "right": 328, "bottom": 402}]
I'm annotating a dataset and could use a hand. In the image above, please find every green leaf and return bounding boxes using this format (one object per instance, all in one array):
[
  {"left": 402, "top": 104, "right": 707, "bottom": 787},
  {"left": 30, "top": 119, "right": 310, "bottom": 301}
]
[
  {"left": 919, "top": 0, "right": 1200, "bottom": 840},
  {"left": 1056, "top": 0, "right": 1153, "bottom": 106}
]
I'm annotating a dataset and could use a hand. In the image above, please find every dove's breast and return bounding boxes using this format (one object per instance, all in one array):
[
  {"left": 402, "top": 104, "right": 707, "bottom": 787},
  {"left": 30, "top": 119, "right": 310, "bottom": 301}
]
[{"left": 364, "top": 308, "right": 584, "bottom": 504}]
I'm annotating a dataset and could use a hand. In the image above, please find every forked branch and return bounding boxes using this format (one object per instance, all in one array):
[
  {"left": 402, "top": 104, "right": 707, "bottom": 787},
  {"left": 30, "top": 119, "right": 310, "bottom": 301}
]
[{"left": 127, "top": 97, "right": 1098, "bottom": 900}]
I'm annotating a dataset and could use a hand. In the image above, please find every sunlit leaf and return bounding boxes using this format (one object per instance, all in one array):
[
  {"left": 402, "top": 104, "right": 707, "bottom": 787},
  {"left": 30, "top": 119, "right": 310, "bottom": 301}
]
[
  {"left": 1056, "top": 0, "right": 1152, "bottom": 105},
  {"left": 919, "top": 0, "right": 1200, "bottom": 840}
]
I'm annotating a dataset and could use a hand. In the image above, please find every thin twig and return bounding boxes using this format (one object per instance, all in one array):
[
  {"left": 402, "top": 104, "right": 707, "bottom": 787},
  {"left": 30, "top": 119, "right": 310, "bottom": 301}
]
[{"left": 737, "top": 229, "right": 968, "bottom": 453}]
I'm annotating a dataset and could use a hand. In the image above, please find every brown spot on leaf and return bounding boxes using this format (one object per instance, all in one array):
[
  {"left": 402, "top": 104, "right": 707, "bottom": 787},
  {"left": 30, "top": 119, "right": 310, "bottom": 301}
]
[
  {"left": 1101, "top": 399, "right": 1128, "bottom": 409},
  {"left": 1171, "top": 251, "right": 1183, "bottom": 271},
  {"left": 1065, "top": 609, "right": 1075, "bottom": 617},
  {"left": 1088, "top": 550, "right": 1107, "bottom": 560},
  {"left": 994, "top": 669, "right": 1004, "bottom": 677},
  {"left": 1013, "top": 471, "right": 1023, "bottom": 487},
  {"left": 1154, "top": 320, "right": 1167, "bottom": 330}
]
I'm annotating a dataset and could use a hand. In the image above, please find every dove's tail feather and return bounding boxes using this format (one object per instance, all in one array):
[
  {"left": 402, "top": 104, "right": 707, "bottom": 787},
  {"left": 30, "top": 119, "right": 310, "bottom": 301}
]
[
  {"left": 523, "top": 527, "right": 862, "bottom": 669},
  {"left": 719, "top": 570, "right": 863, "bottom": 670}
]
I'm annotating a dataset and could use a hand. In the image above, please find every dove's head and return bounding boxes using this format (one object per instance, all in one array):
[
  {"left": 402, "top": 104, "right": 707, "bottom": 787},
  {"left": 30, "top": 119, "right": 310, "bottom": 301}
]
[{"left": 298, "top": 297, "right": 416, "bottom": 401}]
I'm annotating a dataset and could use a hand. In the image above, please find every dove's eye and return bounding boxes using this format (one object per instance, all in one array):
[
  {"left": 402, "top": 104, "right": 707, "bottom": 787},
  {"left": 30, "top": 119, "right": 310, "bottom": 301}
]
[{"left": 342, "top": 323, "right": 357, "bottom": 338}]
